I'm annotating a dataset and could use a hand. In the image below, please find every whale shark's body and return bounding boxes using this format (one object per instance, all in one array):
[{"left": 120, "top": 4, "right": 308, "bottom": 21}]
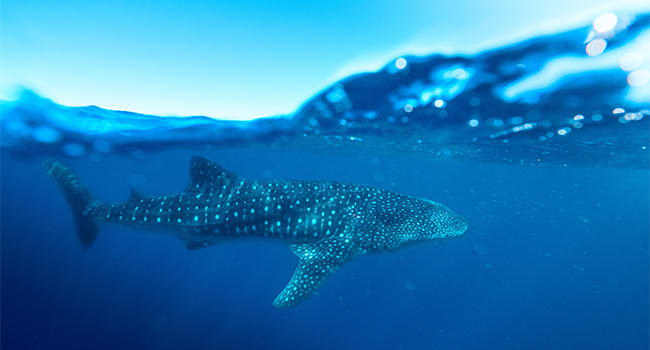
[{"left": 46, "top": 156, "right": 467, "bottom": 307}]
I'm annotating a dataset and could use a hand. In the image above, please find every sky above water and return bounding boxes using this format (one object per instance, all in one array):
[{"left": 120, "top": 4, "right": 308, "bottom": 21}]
[{"left": 1, "top": 0, "right": 648, "bottom": 119}]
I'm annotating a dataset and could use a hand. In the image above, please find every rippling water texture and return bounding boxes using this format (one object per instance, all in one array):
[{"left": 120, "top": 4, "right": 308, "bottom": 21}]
[{"left": 2, "top": 12, "right": 649, "bottom": 168}]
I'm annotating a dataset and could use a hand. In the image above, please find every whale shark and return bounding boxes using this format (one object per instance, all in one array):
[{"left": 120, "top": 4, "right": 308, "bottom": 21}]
[{"left": 45, "top": 156, "right": 468, "bottom": 307}]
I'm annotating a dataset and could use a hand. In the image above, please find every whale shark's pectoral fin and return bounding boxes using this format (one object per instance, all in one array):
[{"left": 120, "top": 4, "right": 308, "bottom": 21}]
[
  {"left": 273, "top": 238, "right": 357, "bottom": 308},
  {"left": 186, "top": 240, "right": 213, "bottom": 250},
  {"left": 185, "top": 236, "right": 227, "bottom": 250}
]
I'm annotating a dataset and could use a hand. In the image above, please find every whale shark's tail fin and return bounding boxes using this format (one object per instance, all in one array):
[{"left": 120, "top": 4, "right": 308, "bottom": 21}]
[{"left": 44, "top": 161, "right": 99, "bottom": 248}]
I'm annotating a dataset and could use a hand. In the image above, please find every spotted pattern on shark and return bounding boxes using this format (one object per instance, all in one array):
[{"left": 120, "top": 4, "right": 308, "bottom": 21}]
[{"left": 45, "top": 156, "right": 468, "bottom": 307}]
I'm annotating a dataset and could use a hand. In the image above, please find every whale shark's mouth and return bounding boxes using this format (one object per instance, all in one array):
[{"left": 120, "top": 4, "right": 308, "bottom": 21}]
[{"left": 455, "top": 216, "right": 469, "bottom": 235}]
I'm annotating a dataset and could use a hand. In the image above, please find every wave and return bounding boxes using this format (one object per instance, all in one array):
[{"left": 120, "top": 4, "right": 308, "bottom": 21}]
[{"left": 2, "top": 12, "right": 649, "bottom": 167}]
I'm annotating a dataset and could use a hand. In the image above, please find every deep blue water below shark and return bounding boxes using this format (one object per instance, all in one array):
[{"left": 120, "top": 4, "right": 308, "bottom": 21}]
[{"left": 2, "top": 12, "right": 650, "bottom": 350}]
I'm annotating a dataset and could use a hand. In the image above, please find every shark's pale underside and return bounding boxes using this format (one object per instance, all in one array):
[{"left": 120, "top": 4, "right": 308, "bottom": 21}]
[{"left": 46, "top": 156, "right": 467, "bottom": 307}]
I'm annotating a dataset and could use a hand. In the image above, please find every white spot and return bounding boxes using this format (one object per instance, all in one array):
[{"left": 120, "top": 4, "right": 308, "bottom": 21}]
[
  {"left": 619, "top": 52, "right": 643, "bottom": 71},
  {"left": 628, "top": 69, "right": 649, "bottom": 87},
  {"left": 395, "top": 57, "right": 407, "bottom": 70},
  {"left": 433, "top": 99, "right": 445, "bottom": 108},
  {"left": 403, "top": 104, "right": 413, "bottom": 113},
  {"left": 452, "top": 68, "right": 468, "bottom": 80},
  {"left": 586, "top": 38, "right": 607, "bottom": 56},
  {"left": 593, "top": 13, "right": 617, "bottom": 33},
  {"left": 468, "top": 119, "right": 479, "bottom": 127}
]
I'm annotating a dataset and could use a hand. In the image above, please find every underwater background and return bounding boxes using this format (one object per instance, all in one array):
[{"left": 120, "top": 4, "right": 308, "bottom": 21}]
[{"left": 2, "top": 3, "right": 650, "bottom": 350}]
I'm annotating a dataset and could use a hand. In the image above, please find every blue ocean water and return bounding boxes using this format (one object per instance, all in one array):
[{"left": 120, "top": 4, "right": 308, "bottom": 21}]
[{"left": 2, "top": 12, "right": 649, "bottom": 350}]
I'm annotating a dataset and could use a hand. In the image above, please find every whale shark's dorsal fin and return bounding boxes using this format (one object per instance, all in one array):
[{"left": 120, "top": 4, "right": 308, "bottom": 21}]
[
  {"left": 129, "top": 189, "right": 144, "bottom": 202},
  {"left": 187, "top": 156, "right": 239, "bottom": 192},
  {"left": 273, "top": 237, "right": 358, "bottom": 308}
]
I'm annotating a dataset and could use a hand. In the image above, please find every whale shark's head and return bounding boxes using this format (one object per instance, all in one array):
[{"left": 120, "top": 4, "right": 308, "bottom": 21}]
[
  {"left": 368, "top": 194, "right": 467, "bottom": 249},
  {"left": 390, "top": 197, "right": 467, "bottom": 242},
  {"left": 422, "top": 200, "right": 468, "bottom": 239}
]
